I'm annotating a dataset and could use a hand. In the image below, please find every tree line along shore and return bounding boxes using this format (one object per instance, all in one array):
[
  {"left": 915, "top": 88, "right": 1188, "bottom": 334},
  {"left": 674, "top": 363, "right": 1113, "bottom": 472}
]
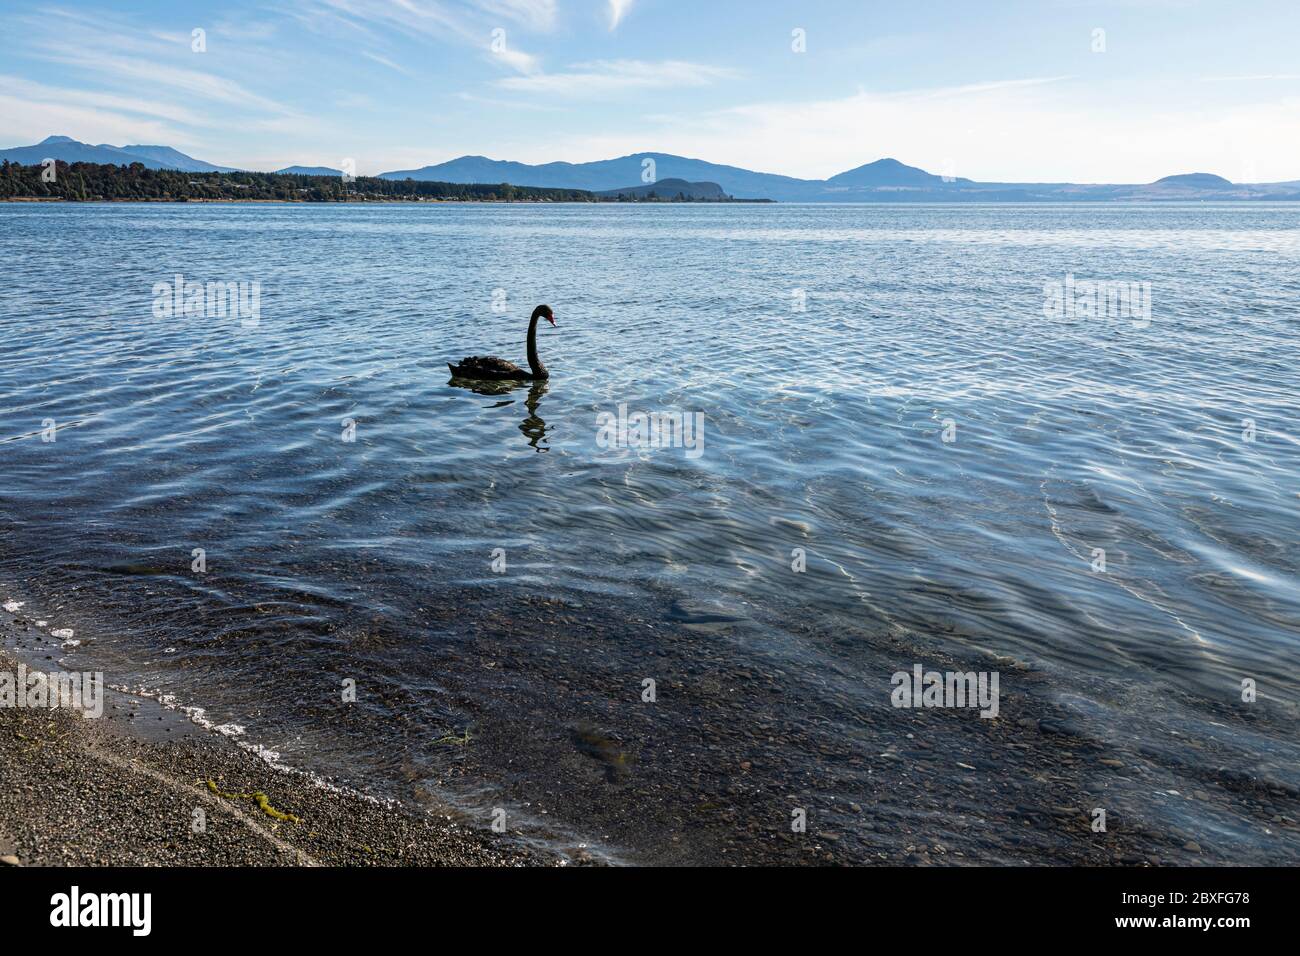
[{"left": 0, "top": 160, "right": 742, "bottom": 203}]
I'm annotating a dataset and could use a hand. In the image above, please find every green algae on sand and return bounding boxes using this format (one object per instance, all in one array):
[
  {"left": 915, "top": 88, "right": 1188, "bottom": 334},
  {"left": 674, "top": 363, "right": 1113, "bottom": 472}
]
[{"left": 206, "top": 779, "right": 301, "bottom": 823}]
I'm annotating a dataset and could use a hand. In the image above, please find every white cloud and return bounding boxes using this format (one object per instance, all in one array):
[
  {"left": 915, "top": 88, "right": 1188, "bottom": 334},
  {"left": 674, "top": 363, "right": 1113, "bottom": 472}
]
[
  {"left": 548, "top": 79, "right": 1300, "bottom": 183},
  {"left": 499, "top": 59, "right": 740, "bottom": 96},
  {"left": 608, "top": 0, "right": 634, "bottom": 30},
  {"left": 492, "top": 45, "right": 542, "bottom": 75}
]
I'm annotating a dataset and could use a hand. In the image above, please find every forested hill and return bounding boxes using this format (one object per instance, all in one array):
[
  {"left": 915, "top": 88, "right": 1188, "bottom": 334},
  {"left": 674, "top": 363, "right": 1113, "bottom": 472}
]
[
  {"left": 0, "top": 161, "right": 764, "bottom": 203},
  {"left": 0, "top": 161, "right": 598, "bottom": 202}
]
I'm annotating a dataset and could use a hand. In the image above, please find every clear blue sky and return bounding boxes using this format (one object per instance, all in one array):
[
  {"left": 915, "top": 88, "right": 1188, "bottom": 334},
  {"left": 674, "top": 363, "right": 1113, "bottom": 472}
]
[{"left": 2, "top": 0, "right": 1298, "bottom": 181}]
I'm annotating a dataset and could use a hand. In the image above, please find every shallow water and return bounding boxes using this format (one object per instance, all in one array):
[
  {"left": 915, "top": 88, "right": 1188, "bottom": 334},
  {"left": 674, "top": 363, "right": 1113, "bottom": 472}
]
[{"left": 2, "top": 202, "right": 1298, "bottom": 863}]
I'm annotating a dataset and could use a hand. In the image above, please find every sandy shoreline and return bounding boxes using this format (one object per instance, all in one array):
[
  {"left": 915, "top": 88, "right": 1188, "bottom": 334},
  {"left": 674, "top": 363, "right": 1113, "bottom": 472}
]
[{"left": 0, "top": 634, "right": 556, "bottom": 867}]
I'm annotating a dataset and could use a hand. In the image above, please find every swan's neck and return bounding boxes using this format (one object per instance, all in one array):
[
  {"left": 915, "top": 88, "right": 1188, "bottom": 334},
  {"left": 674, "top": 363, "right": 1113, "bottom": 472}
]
[{"left": 527, "top": 314, "right": 548, "bottom": 379}]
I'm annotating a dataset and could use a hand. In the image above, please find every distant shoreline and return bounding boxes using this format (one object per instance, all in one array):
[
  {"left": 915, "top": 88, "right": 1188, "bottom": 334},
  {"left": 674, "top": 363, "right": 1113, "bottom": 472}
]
[
  {"left": 4, "top": 159, "right": 1296, "bottom": 204},
  {"left": 0, "top": 161, "right": 764, "bottom": 204},
  {"left": 7, "top": 196, "right": 1299, "bottom": 206},
  {"left": 0, "top": 198, "right": 775, "bottom": 205},
  {"left": 0, "top": 197, "right": 773, "bottom": 204}
]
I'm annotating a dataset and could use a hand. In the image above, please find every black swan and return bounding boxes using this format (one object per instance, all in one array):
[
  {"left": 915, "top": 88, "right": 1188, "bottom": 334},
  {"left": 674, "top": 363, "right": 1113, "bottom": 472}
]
[{"left": 448, "top": 304, "right": 556, "bottom": 380}]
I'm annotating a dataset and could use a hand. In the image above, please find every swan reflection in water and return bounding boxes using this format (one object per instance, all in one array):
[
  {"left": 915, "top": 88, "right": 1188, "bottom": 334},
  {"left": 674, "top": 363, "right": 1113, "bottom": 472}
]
[{"left": 448, "top": 377, "right": 550, "bottom": 451}]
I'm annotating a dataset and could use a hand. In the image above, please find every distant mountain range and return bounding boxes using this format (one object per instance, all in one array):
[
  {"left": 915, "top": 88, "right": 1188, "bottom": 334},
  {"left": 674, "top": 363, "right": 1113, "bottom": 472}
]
[
  {"left": 6, "top": 135, "right": 1300, "bottom": 202},
  {"left": 0, "top": 136, "right": 237, "bottom": 172},
  {"left": 378, "top": 152, "right": 1300, "bottom": 201},
  {"left": 378, "top": 152, "right": 975, "bottom": 199}
]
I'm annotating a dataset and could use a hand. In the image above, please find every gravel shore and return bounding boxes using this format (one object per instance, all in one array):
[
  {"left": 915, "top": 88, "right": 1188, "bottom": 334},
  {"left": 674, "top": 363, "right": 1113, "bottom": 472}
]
[
  {"left": 4, "top": 603, "right": 1297, "bottom": 867},
  {"left": 0, "top": 641, "right": 552, "bottom": 867}
]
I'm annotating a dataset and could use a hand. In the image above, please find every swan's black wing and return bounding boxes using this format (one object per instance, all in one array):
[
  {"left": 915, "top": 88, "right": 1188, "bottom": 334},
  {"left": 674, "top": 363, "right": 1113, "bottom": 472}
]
[{"left": 448, "top": 355, "right": 528, "bottom": 379}]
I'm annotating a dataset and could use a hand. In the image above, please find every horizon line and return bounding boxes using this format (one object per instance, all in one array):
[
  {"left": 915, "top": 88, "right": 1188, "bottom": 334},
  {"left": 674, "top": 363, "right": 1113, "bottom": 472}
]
[{"left": 8, "top": 134, "right": 1298, "bottom": 187}]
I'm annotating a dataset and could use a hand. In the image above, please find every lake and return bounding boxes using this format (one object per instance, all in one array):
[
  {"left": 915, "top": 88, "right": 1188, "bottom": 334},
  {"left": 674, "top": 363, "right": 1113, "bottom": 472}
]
[{"left": 2, "top": 201, "right": 1298, "bottom": 864}]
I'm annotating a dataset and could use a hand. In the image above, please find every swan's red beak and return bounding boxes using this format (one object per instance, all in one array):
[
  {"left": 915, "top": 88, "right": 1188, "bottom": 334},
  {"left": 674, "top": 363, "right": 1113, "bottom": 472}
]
[{"left": 547, "top": 315, "right": 557, "bottom": 327}]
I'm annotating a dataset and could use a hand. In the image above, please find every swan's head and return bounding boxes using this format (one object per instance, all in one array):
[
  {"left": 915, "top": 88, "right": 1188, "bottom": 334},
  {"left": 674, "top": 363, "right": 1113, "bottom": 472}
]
[{"left": 534, "top": 304, "right": 557, "bottom": 327}]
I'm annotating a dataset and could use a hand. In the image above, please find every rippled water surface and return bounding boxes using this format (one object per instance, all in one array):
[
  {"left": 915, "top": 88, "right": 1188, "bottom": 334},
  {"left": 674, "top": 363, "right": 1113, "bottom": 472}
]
[{"left": 2, "top": 202, "right": 1298, "bottom": 863}]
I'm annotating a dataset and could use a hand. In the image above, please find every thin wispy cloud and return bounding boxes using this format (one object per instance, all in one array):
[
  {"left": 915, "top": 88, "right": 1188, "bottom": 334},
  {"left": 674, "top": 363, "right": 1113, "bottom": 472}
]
[
  {"left": 306, "top": 0, "right": 466, "bottom": 40},
  {"left": 499, "top": 59, "right": 739, "bottom": 95},
  {"left": 0, "top": 88, "right": 184, "bottom": 148},
  {"left": 211, "top": 18, "right": 280, "bottom": 41},
  {"left": 42, "top": 48, "right": 292, "bottom": 114},
  {"left": 282, "top": 2, "right": 382, "bottom": 41},
  {"left": 607, "top": 0, "right": 634, "bottom": 30},
  {"left": 474, "top": 0, "right": 557, "bottom": 31},
  {"left": 300, "top": 0, "right": 542, "bottom": 74},
  {"left": 0, "top": 7, "right": 325, "bottom": 163},
  {"left": 146, "top": 29, "right": 192, "bottom": 45},
  {"left": 362, "top": 50, "right": 413, "bottom": 75},
  {"left": 454, "top": 91, "right": 568, "bottom": 112},
  {"left": 919, "top": 76, "right": 1074, "bottom": 98},
  {"left": 1202, "top": 74, "right": 1300, "bottom": 82},
  {"left": 17, "top": 9, "right": 295, "bottom": 117},
  {"left": 495, "top": 47, "right": 541, "bottom": 74},
  {"left": 337, "top": 91, "right": 377, "bottom": 109},
  {"left": 0, "top": 75, "right": 208, "bottom": 127}
]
